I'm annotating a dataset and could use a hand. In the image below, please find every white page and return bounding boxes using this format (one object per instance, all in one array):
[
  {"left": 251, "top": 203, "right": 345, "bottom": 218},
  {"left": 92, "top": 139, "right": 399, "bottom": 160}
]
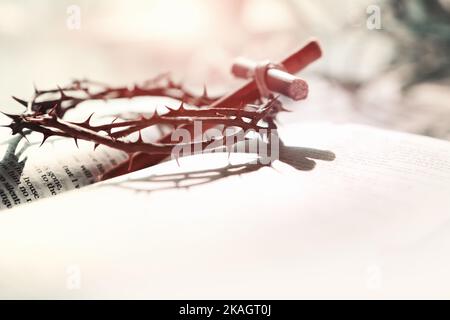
[{"left": 1, "top": 123, "right": 450, "bottom": 299}]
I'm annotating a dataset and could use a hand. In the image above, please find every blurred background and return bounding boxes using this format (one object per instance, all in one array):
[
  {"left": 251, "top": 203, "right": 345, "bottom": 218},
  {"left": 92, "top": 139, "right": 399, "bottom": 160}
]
[{"left": 1, "top": 0, "right": 449, "bottom": 138}]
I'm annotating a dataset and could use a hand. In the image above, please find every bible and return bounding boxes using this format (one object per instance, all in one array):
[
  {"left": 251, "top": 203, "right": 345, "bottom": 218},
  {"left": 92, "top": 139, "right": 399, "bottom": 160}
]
[{"left": 1, "top": 123, "right": 450, "bottom": 298}]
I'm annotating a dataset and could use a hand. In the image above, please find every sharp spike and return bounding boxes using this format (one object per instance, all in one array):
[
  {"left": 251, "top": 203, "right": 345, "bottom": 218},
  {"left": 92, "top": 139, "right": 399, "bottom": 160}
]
[
  {"left": 39, "top": 134, "right": 50, "bottom": 147},
  {"left": 0, "top": 111, "right": 20, "bottom": 120},
  {"left": 93, "top": 143, "right": 99, "bottom": 151},
  {"left": 165, "top": 104, "right": 177, "bottom": 113},
  {"left": 4, "top": 122, "right": 20, "bottom": 135},
  {"left": 74, "top": 138, "right": 79, "bottom": 148},
  {"left": 202, "top": 85, "right": 208, "bottom": 98},
  {"left": 83, "top": 112, "right": 95, "bottom": 126},
  {"left": 153, "top": 110, "right": 161, "bottom": 120},
  {"left": 137, "top": 130, "right": 143, "bottom": 143},
  {"left": 12, "top": 96, "right": 28, "bottom": 107},
  {"left": 19, "top": 131, "right": 30, "bottom": 143},
  {"left": 57, "top": 85, "right": 66, "bottom": 99}
]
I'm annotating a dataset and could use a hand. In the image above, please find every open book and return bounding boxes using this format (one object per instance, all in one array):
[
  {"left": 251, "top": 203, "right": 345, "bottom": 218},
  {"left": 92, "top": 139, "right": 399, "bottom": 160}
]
[
  {"left": 0, "top": 97, "right": 175, "bottom": 210},
  {"left": 0, "top": 121, "right": 450, "bottom": 298}
]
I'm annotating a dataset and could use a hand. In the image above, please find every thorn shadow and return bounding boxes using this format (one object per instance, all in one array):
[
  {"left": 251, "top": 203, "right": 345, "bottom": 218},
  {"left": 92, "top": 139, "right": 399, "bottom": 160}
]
[
  {"left": 0, "top": 135, "right": 28, "bottom": 175},
  {"left": 110, "top": 139, "right": 336, "bottom": 193},
  {"left": 0, "top": 135, "right": 29, "bottom": 209}
]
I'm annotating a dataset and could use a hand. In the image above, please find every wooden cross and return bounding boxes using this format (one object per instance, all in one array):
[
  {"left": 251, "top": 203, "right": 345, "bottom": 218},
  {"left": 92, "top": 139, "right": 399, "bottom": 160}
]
[
  {"left": 214, "top": 39, "right": 321, "bottom": 108},
  {"left": 102, "top": 40, "right": 322, "bottom": 178}
]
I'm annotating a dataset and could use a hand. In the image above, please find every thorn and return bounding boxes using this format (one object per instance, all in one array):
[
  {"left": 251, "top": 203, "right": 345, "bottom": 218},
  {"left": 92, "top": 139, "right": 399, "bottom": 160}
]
[
  {"left": 12, "top": 96, "right": 28, "bottom": 107},
  {"left": 83, "top": 113, "right": 95, "bottom": 126},
  {"left": 179, "top": 100, "right": 185, "bottom": 112},
  {"left": 0, "top": 111, "right": 20, "bottom": 120},
  {"left": 4, "top": 122, "right": 20, "bottom": 135},
  {"left": 40, "top": 134, "right": 50, "bottom": 147},
  {"left": 137, "top": 130, "right": 143, "bottom": 143},
  {"left": 93, "top": 143, "right": 99, "bottom": 151},
  {"left": 268, "top": 96, "right": 282, "bottom": 109},
  {"left": 57, "top": 85, "right": 67, "bottom": 99},
  {"left": 151, "top": 110, "right": 161, "bottom": 120},
  {"left": 74, "top": 138, "right": 79, "bottom": 148},
  {"left": 202, "top": 85, "right": 208, "bottom": 99},
  {"left": 165, "top": 104, "right": 176, "bottom": 113},
  {"left": 19, "top": 131, "right": 30, "bottom": 143}
]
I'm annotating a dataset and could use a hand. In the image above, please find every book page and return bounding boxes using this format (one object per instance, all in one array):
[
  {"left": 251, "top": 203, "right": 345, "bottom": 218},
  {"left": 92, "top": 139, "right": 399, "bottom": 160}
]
[
  {"left": 1, "top": 123, "right": 450, "bottom": 299},
  {"left": 0, "top": 134, "right": 127, "bottom": 209}
]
